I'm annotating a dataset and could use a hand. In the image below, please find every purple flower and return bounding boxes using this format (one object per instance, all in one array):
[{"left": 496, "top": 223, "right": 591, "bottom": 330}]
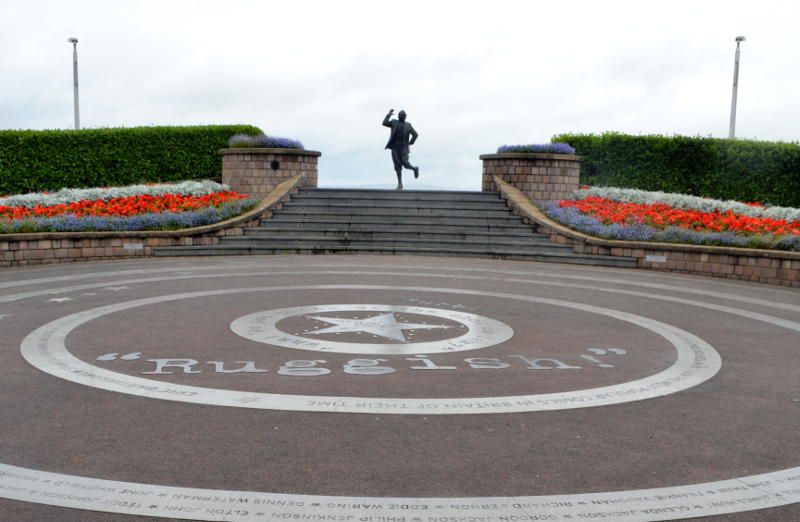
[
  {"left": 252, "top": 134, "right": 304, "bottom": 149},
  {"left": 228, "top": 134, "right": 254, "bottom": 148},
  {"left": 497, "top": 143, "right": 576, "bottom": 155},
  {"left": 228, "top": 133, "right": 304, "bottom": 149}
]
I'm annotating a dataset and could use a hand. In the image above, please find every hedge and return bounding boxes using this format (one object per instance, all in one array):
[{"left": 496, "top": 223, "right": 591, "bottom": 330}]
[
  {"left": 0, "top": 124, "right": 262, "bottom": 195},
  {"left": 551, "top": 132, "right": 800, "bottom": 207}
]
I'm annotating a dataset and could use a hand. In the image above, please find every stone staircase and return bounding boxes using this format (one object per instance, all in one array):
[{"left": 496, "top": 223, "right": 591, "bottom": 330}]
[{"left": 153, "top": 188, "right": 636, "bottom": 268}]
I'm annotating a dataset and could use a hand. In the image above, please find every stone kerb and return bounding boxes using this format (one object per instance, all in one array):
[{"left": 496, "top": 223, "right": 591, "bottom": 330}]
[
  {"left": 481, "top": 152, "right": 581, "bottom": 202},
  {"left": 220, "top": 148, "right": 321, "bottom": 200}
]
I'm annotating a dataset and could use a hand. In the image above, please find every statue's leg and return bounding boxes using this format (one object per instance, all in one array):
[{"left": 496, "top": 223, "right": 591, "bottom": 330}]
[
  {"left": 393, "top": 150, "right": 403, "bottom": 190},
  {"left": 402, "top": 159, "right": 419, "bottom": 179}
]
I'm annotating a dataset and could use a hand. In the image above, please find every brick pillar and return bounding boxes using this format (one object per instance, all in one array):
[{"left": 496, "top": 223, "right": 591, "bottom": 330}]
[
  {"left": 480, "top": 153, "right": 581, "bottom": 202},
  {"left": 220, "top": 148, "right": 321, "bottom": 200}
]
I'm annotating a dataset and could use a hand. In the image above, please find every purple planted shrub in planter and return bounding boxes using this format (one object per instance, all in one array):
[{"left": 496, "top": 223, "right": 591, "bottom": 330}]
[
  {"left": 252, "top": 134, "right": 304, "bottom": 149},
  {"left": 497, "top": 143, "right": 576, "bottom": 155},
  {"left": 227, "top": 133, "right": 304, "bottom": 150},
  {"left": 227, "top": 134, "right": 254, "bottom": 148}
]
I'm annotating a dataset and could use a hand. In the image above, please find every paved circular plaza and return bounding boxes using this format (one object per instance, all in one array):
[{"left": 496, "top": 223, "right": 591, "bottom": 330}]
[{"left": 1, "top": 255, "right": 798, "bottom": 521}]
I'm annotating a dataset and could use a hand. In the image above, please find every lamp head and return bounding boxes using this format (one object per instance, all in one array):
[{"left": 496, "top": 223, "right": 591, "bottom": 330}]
[
  {"left": 735, "top": 36, "right": 746, "bottom": 42},
  {"left": 68, "top": 37, "right": 78, "bottom": 44}
]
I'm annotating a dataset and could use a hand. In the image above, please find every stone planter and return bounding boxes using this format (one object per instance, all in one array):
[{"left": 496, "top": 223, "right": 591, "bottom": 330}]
[
  {"left": 220, "top": 148, "right": 321, "bottom": 200},
  {"left": 480, "top": 152, "right": 581, "bottom": 202}
]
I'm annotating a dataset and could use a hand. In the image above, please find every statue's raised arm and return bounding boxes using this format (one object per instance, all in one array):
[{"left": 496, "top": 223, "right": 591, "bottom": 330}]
[{"left": 382, "top": 109, "right": 394, "bottom": 127}]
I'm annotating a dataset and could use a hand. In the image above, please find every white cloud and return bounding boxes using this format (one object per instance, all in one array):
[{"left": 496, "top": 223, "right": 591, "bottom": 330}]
[{"left": 1, "top": 0, "right": 798, "bottom": 190}]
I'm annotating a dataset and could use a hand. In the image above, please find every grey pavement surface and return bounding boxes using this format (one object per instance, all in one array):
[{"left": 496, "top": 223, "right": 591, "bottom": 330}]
[{"left": 0, "top": 255, "right": 798, "bottom": 521}]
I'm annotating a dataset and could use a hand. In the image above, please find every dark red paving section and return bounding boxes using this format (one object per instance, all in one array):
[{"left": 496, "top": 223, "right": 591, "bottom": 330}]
[{"left": 0, "top": 255, "right": 798, "bottom": 521}]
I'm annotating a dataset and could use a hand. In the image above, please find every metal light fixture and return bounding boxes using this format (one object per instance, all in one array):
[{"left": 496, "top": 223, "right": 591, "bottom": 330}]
[
  {"left": 728, "top": 36, "right": 746, "bottom": 139},
  {"left": 68, "top": 37, "right": 80, "bottom": 130}
]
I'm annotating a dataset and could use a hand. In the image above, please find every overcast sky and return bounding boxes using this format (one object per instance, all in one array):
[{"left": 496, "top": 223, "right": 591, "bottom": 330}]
[{"left": 2, "top": 0, "right": 798, "bottom": 190}]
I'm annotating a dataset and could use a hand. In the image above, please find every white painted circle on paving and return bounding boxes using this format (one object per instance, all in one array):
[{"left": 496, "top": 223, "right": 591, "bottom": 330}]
[
  {"left": 4, "top": 266, "right": 800, "bottom": 519},
  {"left": 21, "top": 284, "right": 721, "bottom": 414},
  {"left": 1, "top": 461, "right": 800, "bottom": 520},
  {"left": 230, "top": 304, "right": 514, "bottom": 354}
]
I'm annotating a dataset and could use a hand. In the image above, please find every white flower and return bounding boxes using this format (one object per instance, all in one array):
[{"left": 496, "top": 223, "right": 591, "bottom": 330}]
[{"left": 0, "top": 180, "right": 229, "bottom": 208}]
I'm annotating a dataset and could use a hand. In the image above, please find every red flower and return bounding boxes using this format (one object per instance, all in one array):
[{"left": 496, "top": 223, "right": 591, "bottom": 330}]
[
  {"left": 559, "top": 196, "right": 800, "bottom": 237},
  {"left": 1, "top": 191, "right": 248, "bottom": 221}
]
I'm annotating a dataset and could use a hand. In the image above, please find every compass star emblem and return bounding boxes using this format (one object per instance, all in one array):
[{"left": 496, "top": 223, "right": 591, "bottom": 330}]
[
  {"left": 230, "top": 304, "right": 513, "bottom": 355},
  {"left": 305, "top": 313, "right": 451, "bottom": 342}
]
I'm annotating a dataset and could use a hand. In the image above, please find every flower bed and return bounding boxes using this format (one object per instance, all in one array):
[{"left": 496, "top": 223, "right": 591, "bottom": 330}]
[
  {"left": 541, "top": 186, "right": 800, "bottom": 251},
  {"left": 576, "top": 186, "right": 800, "bottom": 222},
  {"left": 0, "top": 181, "right": 257, "bottom": 234}
]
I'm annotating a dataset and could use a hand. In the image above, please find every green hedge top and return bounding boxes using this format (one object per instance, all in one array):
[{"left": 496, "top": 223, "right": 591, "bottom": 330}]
[
  {"left": 551, "top": 132, "right": 800, "bottom": 208},
  {"left": 0, "top": 124, "right": 263, "bottom": 195}
]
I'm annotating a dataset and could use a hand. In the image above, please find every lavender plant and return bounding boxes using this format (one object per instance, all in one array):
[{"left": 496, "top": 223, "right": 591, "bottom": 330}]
[
  {"left": 227, "top": 133, "right": 304, "bottom": 150},
  {"left": 227, "top": 134, "right": 254, "bottom": 148},
  {"left": 497, "top": 143, "right": 576, "bottom": 155}
]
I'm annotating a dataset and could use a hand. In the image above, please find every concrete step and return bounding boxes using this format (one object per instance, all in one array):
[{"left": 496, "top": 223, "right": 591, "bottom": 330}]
[
  {"left": 278, "top": 206, "right": 514, "bottom": 218},
  {"left": 153, "top": 244, "right": 637, "bottom": 268},
  {"left": 244, "top": 225, "right": 551, "bottom": 241},
  {"left": 219, "top": 236, "right": 573, "bottom": 252},
  {"left": 265, "top": 214, "right": 526, "bottom": 227},
  {"left": 151, "top": 187, "right": 638, "bottom": 270},
  {"left": 255, "top": 222, "right": 542, "bottom": 235},
  {"left": 285, "top": 199, "right": 509, "bottom": 211},
  {"left": 294, "top": 189, "right": 500, "bottom": 203}
]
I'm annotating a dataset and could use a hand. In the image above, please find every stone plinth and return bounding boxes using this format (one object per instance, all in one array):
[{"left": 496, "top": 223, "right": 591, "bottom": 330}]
[
  {"left": 221, "top": 148, "right": 320, "bottom": 199},
  {"left": 480, "top": 152, "right": 581, "bottom": 202}
]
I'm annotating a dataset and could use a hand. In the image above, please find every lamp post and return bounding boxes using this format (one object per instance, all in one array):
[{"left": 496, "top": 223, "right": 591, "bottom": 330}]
[
  {"left": 728, "top": 36, "right": 745, "bottom": 139},
  {"left": 68, "top": 37, "right": 80, "bottom": 130}
]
